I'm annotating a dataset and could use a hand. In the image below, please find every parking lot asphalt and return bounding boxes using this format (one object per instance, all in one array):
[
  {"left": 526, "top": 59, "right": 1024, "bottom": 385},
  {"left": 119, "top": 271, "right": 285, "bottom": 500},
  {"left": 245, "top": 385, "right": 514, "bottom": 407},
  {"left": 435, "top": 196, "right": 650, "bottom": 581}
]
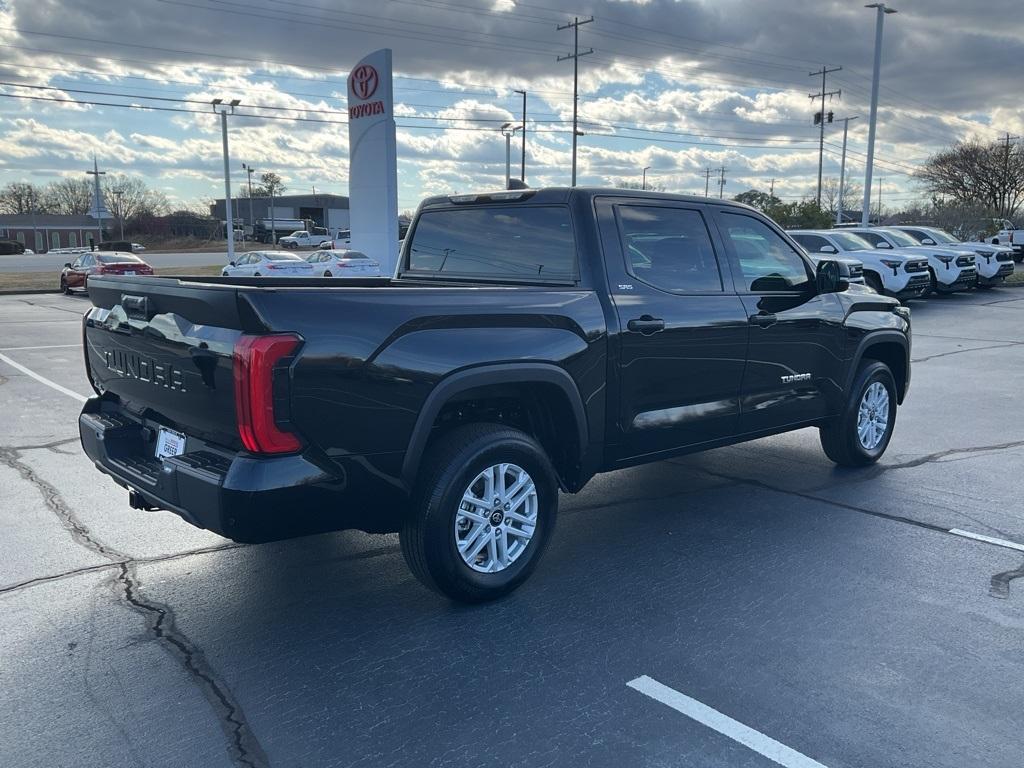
[{"left": 1, "top": 288, "right": 1022, "bottom": 768}]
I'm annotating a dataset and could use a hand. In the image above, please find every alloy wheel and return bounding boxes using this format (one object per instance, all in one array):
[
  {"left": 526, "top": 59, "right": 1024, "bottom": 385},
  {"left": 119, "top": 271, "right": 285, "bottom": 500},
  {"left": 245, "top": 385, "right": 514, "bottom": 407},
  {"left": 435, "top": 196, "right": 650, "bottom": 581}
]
[{"left": 454, "top": 463, "right": 538, "bottom": 573}]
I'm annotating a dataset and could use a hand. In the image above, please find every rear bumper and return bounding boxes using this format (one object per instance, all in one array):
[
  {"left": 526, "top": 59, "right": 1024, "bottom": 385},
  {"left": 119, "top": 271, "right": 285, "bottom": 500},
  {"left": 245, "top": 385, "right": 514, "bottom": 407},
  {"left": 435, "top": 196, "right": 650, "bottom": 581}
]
[{"left": 79, "top": 398, "right": 400, "bottom": 541}]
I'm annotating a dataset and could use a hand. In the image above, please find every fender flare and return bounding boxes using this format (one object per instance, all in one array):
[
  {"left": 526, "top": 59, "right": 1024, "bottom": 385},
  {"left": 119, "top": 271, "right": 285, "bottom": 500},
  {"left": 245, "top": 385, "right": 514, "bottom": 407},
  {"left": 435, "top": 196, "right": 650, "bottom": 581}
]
[
  {"left": 400, "top": 363, "right": 589, "bottom": 489},
  {"left": 846, "top": 330, "right": 910, "bottom": 402}
]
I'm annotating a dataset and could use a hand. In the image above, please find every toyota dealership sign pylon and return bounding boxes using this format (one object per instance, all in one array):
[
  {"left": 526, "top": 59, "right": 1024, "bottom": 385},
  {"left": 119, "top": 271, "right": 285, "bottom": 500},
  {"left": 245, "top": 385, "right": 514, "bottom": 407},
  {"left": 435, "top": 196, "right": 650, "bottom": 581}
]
[{"left": 347, "top": 49, "right": 399, "bottom": 274}]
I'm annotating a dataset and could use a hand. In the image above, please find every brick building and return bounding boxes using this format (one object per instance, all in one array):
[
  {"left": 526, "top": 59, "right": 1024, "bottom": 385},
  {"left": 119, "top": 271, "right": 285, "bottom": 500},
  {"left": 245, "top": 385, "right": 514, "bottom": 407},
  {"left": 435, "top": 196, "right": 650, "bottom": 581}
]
[{"left": 0, "top": 214, "right": 108, "bottom": 252}]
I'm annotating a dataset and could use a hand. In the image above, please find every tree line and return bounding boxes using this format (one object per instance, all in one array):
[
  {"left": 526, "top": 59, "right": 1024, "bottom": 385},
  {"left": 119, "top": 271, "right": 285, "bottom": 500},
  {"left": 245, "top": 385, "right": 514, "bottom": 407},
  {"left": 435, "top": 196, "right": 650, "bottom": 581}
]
[{"left": 0, "top": 175, "right": 170, "bottom": 222}]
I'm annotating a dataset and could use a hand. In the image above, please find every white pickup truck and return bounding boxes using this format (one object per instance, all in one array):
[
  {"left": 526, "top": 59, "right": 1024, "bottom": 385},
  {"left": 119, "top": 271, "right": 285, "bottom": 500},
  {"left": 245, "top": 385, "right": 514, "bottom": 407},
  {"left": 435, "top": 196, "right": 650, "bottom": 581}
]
[
  {"left": 279, "top": 230, "right": 332, "bottom": 249},
  {"left": 985, "top": 220, "right": 1024, "bottom": 262}
]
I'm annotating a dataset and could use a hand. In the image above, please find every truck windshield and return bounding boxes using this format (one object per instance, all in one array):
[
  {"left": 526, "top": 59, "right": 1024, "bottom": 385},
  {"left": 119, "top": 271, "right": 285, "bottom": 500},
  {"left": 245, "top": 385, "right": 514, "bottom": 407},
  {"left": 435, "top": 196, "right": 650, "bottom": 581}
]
[
  {"left": 405, "top": 205, "right": 576, "bottom": 283},
  {"left": 829, "top": 232, "right": 874, "bottom": 252}
]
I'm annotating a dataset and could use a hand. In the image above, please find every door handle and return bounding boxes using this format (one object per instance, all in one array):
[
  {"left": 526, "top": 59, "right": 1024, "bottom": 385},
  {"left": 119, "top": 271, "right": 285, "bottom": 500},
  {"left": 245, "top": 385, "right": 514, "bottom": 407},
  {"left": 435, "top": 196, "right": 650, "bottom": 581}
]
[
  {"left": 627, "top": 315, "right": 665, "bottom": 335},
  {"left": 749, "top": 312, "right": 777, "bottom": 328}
]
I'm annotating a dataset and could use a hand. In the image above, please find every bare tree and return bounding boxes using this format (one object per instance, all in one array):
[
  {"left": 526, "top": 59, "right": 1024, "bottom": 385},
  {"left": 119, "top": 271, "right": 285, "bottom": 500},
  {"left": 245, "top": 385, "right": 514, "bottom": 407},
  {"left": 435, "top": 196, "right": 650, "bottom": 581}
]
[
  {"left": 103, "top": 174, "right": 169, "bottom": 222},
  {"left": 42, "top": 178, "right": 93, "bottom": 215},
  {"left": 0, "top": 182, "right": 46, "bottom": 214},
  {"left": 260, "top": 172, "right": 286, "bottom": 197},
  {"left": 917, "top": 139, "right": 1024, "bottom": 219},
  {"left": 819, "top": 177, "right": 863, "bottom": 219}
]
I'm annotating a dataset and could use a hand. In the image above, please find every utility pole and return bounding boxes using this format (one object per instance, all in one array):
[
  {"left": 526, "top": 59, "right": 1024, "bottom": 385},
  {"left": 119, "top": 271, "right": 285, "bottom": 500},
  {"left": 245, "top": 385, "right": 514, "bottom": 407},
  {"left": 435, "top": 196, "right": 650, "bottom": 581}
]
[
  {"left": 717, "top": 166, "right": 728, "bottom": 199},
  {"left": 111, "top": 187, "right": 125, "bottom": 240},
  {"left": 999, "top": 133, "right": 1020, "bottom": 218},
  {"left": 877, "top": 172, "right": 884, "bottom": 222},
  {"left": 513, "top": 89, "right": 527, "bottom": 182},
  {"left": 557, "top": 16, "right": 593, "bottom": 187},
  {"left": 769, "top": 178, "right": 776, "bottom": 198},
  {"left": 863, "top": 3, "right": 897, "bottom": 226},
  {"left": 212, "top": 98, "right": 240, "bottom": 262},
  {"left": 836, "top": 116, "right": 859, "bottom": 225},
  {"left": 642, "top": 166, "right": 651, "bottom": 191},
  {"left": 809, "top": 65, "right": 842, "bottom": 207},
  {"left": 242, "top": 162, "right": 255, "bottom": 240},
  {"left": 703, "top": 168, "right": 712, "bottom": 197},
  {"left": 85, "top": 155, "right": 107, "bottom": 245}
]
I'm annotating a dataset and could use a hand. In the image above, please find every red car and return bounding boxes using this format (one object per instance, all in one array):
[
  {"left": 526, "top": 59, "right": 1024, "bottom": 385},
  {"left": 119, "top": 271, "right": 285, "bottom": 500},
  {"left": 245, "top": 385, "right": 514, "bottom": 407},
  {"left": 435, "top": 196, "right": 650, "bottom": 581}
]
[{"left": 61, "top": 252, "right": 154, "bottom": 294}]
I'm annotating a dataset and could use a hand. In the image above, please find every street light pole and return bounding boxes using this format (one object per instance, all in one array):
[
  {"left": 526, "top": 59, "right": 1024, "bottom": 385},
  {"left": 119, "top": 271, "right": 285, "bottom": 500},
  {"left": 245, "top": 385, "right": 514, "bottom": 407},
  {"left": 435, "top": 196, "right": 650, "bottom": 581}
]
[
  {"left": 862, "top": 3, "right": 897, "bottom": 226},
  {"left": 513, "top": 89, "right": 527, "bottom": 182},
  {"left": 642, "top": 165, "right": 651, "bottom": 191},
  {"left": 213, "top": 98, "right": 240, "bottom": 261},
  {"left": 242, "top": 162, "right": 255, "bottom": 240},
  {"left": 836, "top": 116, "right": 859, "bottom": 225}
]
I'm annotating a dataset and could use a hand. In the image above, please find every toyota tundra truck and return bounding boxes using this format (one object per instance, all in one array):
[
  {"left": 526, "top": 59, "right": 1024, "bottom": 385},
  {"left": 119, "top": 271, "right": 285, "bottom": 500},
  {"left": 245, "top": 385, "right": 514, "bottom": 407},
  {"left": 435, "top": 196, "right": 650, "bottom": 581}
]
[{"left": 78, "top": 188, "right": 911, "bottom": 602}]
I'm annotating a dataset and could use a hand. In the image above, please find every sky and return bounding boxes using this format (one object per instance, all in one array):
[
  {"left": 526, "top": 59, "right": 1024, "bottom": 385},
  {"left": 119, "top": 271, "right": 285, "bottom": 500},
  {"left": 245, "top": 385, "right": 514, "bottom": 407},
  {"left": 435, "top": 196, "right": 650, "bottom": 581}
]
[{"left": 1, "top": 0, "right": 1023, "bottom": 213}]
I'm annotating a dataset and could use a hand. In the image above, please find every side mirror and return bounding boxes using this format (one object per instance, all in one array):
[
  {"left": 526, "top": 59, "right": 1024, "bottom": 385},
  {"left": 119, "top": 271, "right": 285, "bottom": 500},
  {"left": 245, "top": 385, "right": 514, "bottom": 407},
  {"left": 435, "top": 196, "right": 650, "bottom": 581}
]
[
  {"left": 876, "top": 241, "right": 892, "bottom": 249},
  {"left": 229, "top": 261, "right": 236, "bottom": 267},
  {"left": 816, "top": 259, "right": 849, "bottom": 294},
  {"left": 64, "top": 262, "right": 72, "bottom": 268},
  {"left": 819, "top": 245, "right": 837, "bottom": 254},
  {"left": 921, "top": 238, "right": 935, "bottom": 245}
]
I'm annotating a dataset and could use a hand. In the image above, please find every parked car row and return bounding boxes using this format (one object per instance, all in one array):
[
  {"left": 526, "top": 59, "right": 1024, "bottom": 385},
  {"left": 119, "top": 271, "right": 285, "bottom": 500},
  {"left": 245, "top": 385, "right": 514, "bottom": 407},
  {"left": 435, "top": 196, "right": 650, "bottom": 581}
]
[
  {"left": 790, "top": 225, "right": 1014, "bottom": 301},
  {"left": 221, "top": 249, "right": 382, "bottom": 277}
]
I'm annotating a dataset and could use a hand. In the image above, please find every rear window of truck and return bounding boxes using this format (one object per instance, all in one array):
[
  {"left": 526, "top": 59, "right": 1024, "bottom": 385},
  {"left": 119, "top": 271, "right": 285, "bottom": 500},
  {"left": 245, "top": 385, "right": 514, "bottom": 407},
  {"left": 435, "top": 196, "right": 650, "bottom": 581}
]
[{"left": 404, "top": 205, "right": 576, "bottom": 283}]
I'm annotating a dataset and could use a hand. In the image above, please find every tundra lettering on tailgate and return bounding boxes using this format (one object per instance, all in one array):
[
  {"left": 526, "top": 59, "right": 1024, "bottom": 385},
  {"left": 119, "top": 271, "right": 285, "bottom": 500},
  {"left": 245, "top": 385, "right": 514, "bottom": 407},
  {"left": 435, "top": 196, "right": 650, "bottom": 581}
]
[{"left": 104, "top": 349, "right": 187, "bottom": 392}]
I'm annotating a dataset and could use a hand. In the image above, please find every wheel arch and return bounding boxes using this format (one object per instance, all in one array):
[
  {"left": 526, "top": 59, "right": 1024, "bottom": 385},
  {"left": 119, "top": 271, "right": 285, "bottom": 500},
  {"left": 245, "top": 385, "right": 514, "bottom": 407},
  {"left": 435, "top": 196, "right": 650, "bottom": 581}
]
[
  {"left": 850, "top": 332, "right": 909, "bottom": 404},
  {"left": 401, "top": 364, "right": 590, "bottom": 492}
]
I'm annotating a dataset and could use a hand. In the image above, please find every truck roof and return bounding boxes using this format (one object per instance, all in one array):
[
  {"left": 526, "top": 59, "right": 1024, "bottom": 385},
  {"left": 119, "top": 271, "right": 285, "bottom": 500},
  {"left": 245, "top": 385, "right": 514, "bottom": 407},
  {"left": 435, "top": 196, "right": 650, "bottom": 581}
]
[{"left": 418, "top": 187, "right": 757, "bottom": 211}]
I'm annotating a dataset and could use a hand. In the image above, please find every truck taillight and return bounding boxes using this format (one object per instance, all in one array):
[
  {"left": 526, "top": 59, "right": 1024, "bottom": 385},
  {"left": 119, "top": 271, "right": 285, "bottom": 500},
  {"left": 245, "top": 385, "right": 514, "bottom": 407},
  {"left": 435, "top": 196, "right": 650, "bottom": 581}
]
[{"left": 233, "top": 333, "right": 303, "bottom": 454}]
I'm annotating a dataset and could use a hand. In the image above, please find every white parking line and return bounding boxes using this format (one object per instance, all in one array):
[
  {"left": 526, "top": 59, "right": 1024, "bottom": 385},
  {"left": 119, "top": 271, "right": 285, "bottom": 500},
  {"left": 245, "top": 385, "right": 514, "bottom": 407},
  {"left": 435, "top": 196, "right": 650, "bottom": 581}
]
[
  {"left": 0, "top": 344, "right": 80, "bottom": 351},
  {"left": 948, "top": 529, "right": 1024, "bottom": 553},
  {"left": 0, "top": 352, "right": 88, "bottom": 403},
  {"left": 627, "top": 675, "right": 829, "bottom": 768}
]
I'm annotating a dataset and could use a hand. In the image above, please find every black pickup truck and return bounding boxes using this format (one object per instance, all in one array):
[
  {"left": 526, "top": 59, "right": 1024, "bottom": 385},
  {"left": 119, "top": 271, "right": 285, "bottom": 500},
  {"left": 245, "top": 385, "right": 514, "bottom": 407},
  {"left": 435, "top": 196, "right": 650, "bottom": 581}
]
[{"left": 79, "top": 188, "right": 911, "bottom": 602}]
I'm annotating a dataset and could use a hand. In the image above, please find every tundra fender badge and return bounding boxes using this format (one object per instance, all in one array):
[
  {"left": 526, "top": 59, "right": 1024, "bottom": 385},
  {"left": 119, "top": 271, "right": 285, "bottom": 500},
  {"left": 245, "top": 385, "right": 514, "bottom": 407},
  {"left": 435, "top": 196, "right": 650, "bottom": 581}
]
[{"left": 780, "top": 373, "right": 812, "bottom": 384}]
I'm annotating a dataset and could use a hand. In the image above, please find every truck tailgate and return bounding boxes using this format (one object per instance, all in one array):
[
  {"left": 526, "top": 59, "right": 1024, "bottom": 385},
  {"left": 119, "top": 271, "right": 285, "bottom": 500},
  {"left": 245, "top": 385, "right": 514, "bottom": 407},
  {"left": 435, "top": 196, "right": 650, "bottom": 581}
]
[{"left": 83, "top": 276, "right": 258, "bottom": 450}]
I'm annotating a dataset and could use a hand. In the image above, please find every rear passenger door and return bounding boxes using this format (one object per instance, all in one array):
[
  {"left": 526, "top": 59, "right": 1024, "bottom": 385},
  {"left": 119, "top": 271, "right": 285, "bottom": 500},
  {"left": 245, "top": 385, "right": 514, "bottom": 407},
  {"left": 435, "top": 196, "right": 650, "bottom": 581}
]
[
  {"left": 598, "top": 200, "right": 749, "bottom": 462},
  {"left": 712, "top": 210, "right": 847, "bottom": 433}
]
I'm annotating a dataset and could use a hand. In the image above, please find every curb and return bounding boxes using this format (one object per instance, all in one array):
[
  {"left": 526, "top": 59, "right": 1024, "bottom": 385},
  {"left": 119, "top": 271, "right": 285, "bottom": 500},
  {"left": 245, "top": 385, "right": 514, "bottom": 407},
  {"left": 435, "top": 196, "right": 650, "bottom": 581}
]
[{"left": 0, "top": 288, "right": 60, "bottom": 296}]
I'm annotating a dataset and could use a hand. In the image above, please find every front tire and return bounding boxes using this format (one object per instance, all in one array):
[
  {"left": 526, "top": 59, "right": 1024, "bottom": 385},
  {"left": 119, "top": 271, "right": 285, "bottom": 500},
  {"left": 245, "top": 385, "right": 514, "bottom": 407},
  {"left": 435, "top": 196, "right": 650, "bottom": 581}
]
[
  {"left": 820, "top": 361, "right": 897, "bottom": 466},
  {"left": 400, "top": 423, "right": 558, "bottom": 603},
  {"left": 60, "top": 277, "right": 71, "bottom": 295},
  {"left": 864, "top": 272, "right": 884, "bottom": 295},
  {"left": 324, "top": 270, "right": 333, "bottom": 277}
]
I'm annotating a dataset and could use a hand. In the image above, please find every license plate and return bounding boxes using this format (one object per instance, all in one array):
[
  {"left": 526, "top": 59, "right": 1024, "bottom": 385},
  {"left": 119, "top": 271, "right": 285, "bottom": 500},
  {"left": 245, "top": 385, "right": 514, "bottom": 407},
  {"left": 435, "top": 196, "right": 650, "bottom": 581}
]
[
  {"left": 125, "top": 270, "right": 136, "bottom": 275},
  {"left": 155, "top": 427, "right": 186, "bottom": 459}
]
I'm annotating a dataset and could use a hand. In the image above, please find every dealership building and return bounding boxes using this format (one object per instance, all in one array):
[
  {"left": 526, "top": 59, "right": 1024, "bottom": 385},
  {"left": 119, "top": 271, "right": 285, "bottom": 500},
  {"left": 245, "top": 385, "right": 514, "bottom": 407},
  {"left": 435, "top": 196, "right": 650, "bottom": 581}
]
[
  {"left": 0, "top": 214, "right": 107, "bottom": 252},
  {"left": 210, "top": 193, "right": 350, "bottom": 230}
]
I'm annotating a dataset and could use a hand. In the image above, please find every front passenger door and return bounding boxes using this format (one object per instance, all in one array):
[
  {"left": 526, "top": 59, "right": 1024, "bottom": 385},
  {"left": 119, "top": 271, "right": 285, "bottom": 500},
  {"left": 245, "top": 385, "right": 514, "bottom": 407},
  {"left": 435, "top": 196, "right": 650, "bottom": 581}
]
[{"left": 714, "top": 210, "right": 847, "bottom": 433}]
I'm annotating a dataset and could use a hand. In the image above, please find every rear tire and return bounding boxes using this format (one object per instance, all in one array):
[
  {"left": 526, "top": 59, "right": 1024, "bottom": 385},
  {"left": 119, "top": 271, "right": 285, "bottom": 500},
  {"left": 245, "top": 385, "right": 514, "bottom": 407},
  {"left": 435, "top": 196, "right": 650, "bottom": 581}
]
[
  {"left": 820, "top": 361, "right": 897, "bottom": 467},
  {"left": 254, "top": 272, "right": 261, "bottom": 277},
  {"left": 324, "top": 270, "right": 333, "bottom": 277},
  {"left": 400, "top": 423, "right": 558, "bottom": 603}
]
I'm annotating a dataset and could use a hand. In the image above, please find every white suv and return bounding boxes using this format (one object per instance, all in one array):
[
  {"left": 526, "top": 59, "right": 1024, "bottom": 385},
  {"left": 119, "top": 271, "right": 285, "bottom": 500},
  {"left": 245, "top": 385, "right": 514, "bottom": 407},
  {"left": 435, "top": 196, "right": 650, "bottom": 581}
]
[
  {"left": 892, "top": 226, "right": 1014, "bottom": 288},
  {"left": 789, "top": 229, "right": 930, "bottom": 300},
  {"left": 845, "top": 227, "right": 977, "bottom": 295}
]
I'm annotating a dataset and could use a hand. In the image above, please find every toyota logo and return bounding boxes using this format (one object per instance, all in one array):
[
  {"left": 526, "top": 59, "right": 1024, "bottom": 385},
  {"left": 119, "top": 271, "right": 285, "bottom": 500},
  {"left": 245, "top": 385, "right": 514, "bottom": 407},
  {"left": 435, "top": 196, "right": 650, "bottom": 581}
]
[{"left": 351, "top": 64, "right": 379, "bottom": 101}]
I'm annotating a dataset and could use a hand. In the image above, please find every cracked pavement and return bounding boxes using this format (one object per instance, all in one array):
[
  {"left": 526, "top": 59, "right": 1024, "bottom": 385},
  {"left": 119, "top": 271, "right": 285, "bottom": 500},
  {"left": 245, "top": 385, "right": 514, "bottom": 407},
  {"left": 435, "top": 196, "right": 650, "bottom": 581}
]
[{"left": 0, "top": 290, "right": 1023, "bottom": 768}]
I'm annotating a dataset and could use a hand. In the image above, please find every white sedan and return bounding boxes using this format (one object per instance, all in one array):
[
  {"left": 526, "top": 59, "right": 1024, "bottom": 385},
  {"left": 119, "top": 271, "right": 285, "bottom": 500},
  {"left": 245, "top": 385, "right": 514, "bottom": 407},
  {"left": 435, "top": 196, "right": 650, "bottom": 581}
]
[
  {"left": 222, "top": 250, "right": 314, "bottom": 277},
  {"left": 304, "top": 249, "right": 382, "bottom": 277}
]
